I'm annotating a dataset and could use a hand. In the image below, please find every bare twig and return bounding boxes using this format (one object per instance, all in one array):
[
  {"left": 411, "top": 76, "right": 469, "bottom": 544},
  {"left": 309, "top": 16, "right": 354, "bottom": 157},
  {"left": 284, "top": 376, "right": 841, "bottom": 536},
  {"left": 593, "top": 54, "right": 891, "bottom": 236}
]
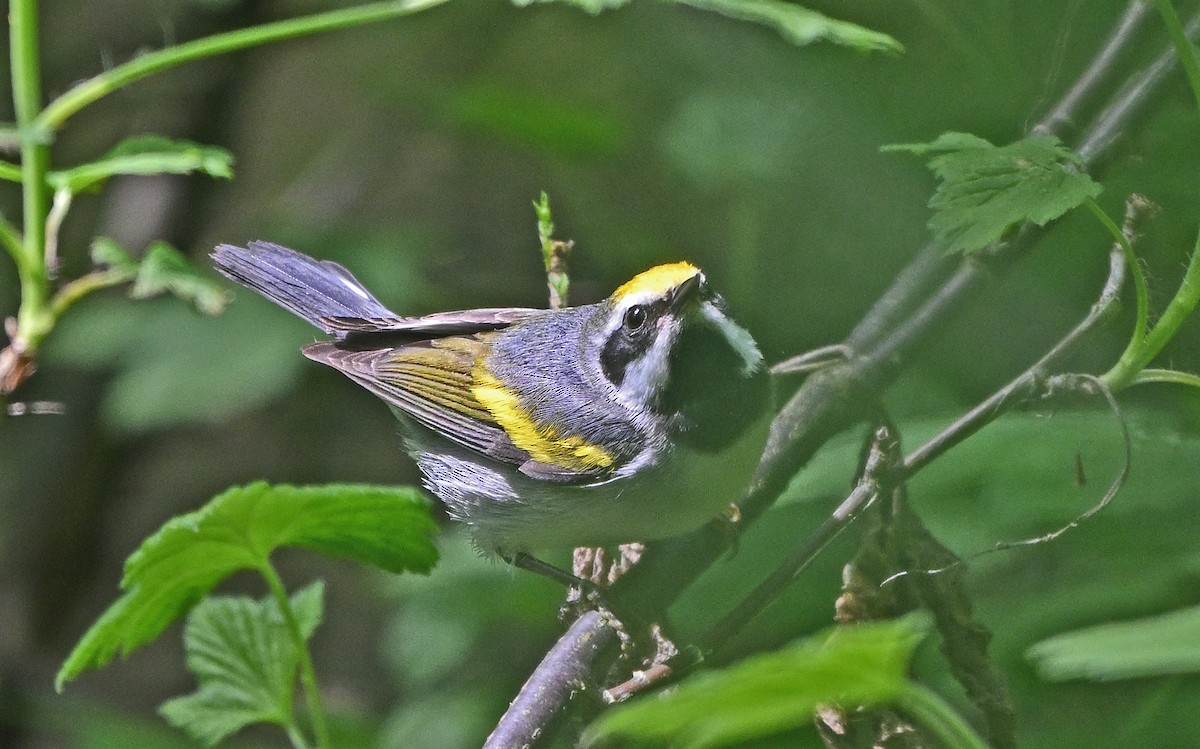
[
  {"left": 902, "top": 243, "right": 1125, "bottom": 476},
  {"left": 903, "top": 192, "right": 1149, "bottom": 477},
  {"left": 883, "top": 372, "right": 1132, "bottom": 585},
  {"left": 5, "top": 399, "right": 66, "bottom": 416},
  {"left": 602, "top": 662, "right": 673, "bottom": 704},
  {"left": 992, "top": 373, "right": 1131, "bottom": 550},
  {"left": 845, "top": 0, "right": 1154, "bottom": 359},
  {"left": 1075, "top": 11, "right": 1200, "bottom": 165},
  {"left": 770, "top": 344, "right": 853, "bottom": 375},
  {"left": 699, "top": 426, "right": 897, "bottom": 652},
  {"left": 1031, "top": 0, "right": 1155, "bottom": 138}
]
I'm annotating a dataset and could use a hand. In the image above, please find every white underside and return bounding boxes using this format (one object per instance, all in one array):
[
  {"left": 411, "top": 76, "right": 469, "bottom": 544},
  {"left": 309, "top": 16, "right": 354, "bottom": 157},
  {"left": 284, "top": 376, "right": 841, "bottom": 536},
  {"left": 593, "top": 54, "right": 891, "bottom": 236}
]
[{"left": 405, "top": 411, "right": 771, "bottom": 555}]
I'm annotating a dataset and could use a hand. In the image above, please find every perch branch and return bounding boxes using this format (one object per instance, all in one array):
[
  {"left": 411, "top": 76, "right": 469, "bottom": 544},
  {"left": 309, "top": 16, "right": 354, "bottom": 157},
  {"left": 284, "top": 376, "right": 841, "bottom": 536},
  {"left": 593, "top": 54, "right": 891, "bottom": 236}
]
[{"left": 483, "top": 611, "right": 620, "bottom": 749}]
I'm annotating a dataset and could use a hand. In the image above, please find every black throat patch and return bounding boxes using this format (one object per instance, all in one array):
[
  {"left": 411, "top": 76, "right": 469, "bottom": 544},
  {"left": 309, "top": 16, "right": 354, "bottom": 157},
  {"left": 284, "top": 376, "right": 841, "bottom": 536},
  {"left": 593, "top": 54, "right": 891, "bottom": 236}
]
[{"left": 660, "top": 320, "right": 768, "bottom": 452}]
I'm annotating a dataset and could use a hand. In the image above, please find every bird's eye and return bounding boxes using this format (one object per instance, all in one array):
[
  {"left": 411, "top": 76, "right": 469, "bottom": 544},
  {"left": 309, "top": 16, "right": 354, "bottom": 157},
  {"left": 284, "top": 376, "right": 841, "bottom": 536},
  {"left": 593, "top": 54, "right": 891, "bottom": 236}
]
[{"left": 624, "top": 304, "right": 648, "bottom": 332}]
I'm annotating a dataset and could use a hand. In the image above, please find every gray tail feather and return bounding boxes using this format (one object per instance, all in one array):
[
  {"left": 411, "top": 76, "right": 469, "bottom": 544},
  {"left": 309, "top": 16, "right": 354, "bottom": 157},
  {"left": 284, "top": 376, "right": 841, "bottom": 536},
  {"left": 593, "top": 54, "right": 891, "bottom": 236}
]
[{"left": 211, "top": 241, "right": 396, "bottom": 335}]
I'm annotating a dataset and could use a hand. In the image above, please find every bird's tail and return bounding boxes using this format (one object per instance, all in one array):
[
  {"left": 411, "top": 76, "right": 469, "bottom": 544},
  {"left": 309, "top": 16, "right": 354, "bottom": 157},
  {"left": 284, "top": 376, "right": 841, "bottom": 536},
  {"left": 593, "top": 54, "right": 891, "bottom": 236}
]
[{"left": 211, "top": 241, "right": 396, "bottom": 335}]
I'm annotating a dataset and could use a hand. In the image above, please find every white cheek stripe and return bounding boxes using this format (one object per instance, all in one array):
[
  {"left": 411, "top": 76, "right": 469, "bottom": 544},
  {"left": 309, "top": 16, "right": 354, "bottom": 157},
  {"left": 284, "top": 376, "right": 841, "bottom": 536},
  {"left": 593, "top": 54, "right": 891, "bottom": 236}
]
[
  {"left": 616, "top": 326, "right": 674, "bottom": 409},
  {"left": 700, "top": 301, "right": 763, "bottom": 375}
]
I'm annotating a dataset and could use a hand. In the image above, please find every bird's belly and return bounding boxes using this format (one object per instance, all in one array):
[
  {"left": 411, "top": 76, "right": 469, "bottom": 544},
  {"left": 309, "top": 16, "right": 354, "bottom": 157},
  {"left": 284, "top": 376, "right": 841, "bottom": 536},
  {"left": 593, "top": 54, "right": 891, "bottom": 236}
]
[{"left": 410, "top": 412, "right": 769, "bottom": 555}]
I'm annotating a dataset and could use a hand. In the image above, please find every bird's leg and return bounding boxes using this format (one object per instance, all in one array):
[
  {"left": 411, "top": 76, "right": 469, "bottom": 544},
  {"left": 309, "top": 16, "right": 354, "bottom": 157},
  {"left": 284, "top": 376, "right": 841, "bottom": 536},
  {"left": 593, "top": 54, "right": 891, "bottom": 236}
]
[{"left": 508, "top": 551, "right": 596, "bottom": 591}]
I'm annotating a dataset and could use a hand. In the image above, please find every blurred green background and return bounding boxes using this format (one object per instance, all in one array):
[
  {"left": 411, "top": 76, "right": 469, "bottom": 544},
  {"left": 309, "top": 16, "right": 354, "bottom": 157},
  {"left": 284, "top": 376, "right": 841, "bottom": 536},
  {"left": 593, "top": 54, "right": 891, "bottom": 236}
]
[{"left": 2, "top": 0, "right": 1200, "bottom": 747}]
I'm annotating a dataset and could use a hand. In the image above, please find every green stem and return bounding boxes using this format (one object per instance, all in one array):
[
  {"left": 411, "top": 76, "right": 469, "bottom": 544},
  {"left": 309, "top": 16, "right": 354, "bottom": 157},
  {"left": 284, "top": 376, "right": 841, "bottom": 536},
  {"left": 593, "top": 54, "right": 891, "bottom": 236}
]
[
  {"left": 533, "top": 191, "right": 570, "bottom": 308},
  {"left": 0, "top": 160, "right": 23, "bottom": 182},
  {"left": 260, "top": 564, "right": 330, "bottom": 749},
  {"left": 36, "top": 0, "right": 452, "bottom": 132},
  {"left": 1104, "top": 226, "right": 1200, "bottom": 390},
  {"left": 1129, "top": 368, "right": 1200, "bottom": 389},
  {"left": 0, "top": 215, "right": 24, "bottom": 264},
  {"left": 1155, "top": 0, "right": 1200, "bottom": 114},
  {"left": 50, "top": 269, "right": 133, "bottom": 318},
  {"left": 1086, "top": 198, "right": 1148, "bottom": 345},
  {"left": 897, "top": 683, "right": 992, "bottom": 749},
  {"left": 285, "top": 724, "right": 314, "bottom": 749},
  {"left": 10, "top": 0, "right": 53, "bottom": 351}
]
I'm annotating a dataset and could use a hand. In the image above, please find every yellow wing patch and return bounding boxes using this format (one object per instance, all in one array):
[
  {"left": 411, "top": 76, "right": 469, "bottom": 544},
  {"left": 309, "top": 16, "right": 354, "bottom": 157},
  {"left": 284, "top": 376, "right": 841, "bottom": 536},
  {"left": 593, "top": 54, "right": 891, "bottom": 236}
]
[
  {"left": 379, "top": 337, "right": 495, "bottom": 422},
  {"left": 613, "top": 261, "right": 700, "bottom": 301},
  {"left": 472, "top": 367, "right": 614, "bottom": 471}
]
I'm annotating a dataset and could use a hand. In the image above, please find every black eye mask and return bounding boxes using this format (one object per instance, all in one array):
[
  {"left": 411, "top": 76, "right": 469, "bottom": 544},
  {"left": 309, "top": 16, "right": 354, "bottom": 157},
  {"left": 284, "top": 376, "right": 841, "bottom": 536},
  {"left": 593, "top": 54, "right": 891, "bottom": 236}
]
[{"left": 599, "top": 298, "right": 673, "bottom": 387}]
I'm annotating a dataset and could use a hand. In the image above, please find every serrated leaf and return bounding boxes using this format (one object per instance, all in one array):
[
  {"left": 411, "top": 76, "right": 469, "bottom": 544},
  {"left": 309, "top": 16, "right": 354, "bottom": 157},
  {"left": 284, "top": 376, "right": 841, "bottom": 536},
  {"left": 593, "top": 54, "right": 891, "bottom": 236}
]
[
  {"left": 159, "top": 582, "right": 324, "bottom": 747},
  {"left": 676, "top": 0, "right": 903, "bottom": 53},
  {"left": 584, "top": 616, "right": 929, "bottom": 749},
  {"left": 1028, "top": 605, "right": 1200, "bottom": 682},
  {"left": 48, "top": 135, "right": 233, "bottom": 193},
  {"left": 885, "top": 132, "right": 1101, "bottom": 254},
  {"left": 57, "top": 482, "right": 436, "bottom": 690},
  {"left": 131, "top": 241, "right": 229, "bottom": 315}
]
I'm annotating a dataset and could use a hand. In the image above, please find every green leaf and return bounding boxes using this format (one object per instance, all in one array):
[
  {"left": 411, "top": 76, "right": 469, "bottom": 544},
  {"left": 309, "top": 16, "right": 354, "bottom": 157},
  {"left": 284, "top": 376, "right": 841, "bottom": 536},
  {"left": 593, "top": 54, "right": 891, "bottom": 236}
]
[
  {"left": 1028, "top": 604, "right": 1200, "bottom": 681},
  {"left": 57, "top": 482, "right": 436, "bottom": 690},
  {"left": 159, "top": 582, "right": 325, "bottom": 747},
  {"left": 83, "top": 237, "right": 230, "bottom": 315},
  {"left": 510, "top": 0, "right": 632, "bottom": 13},
  {"left": 675, "top": 0, "right": 903, "bottom": 53},
  {"left": 48, "top": 135, "right": 234, "bottom": 193},
  {"left": 885, "top": 132, "right": 1102, "bottom": 254},
  {"left": 584, "top": 616, "right": 929, "bottom": 749},
  {"left": 89, "top": 237, "right": 139, "bottom": 278},
  {"left": 510, "top": 0, "right": 901, "bottom": 51},
  {"left": 131, "top": 241, "right": 229, "bottom": 315}
]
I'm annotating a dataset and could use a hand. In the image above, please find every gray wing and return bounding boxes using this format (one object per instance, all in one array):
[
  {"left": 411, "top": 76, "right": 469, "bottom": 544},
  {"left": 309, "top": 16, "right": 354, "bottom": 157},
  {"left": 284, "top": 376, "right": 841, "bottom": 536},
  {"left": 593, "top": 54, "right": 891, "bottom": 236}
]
[
  {"left": 304, "top": 336, "right": 612, "bottom": 484},
  {"left": 303, "top": 337, "right": 530, "bottom": 465},
  {"left": 322, "top": 308, "right": 542, "bottom": 338}
]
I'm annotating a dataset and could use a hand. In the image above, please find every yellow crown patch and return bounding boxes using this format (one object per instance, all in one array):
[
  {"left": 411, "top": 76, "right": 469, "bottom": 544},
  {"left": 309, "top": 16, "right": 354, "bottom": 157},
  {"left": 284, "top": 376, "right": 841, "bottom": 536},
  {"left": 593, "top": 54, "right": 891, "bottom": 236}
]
[{"left": 613, "top": 261, "right": 701, "bottom": 300}]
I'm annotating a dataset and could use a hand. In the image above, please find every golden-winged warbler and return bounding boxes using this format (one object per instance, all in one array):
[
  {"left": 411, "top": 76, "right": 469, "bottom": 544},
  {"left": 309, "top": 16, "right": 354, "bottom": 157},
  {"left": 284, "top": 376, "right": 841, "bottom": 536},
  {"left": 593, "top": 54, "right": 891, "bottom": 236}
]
[{"left": 212, "top": 241, "right": 769, "bottom": 556}]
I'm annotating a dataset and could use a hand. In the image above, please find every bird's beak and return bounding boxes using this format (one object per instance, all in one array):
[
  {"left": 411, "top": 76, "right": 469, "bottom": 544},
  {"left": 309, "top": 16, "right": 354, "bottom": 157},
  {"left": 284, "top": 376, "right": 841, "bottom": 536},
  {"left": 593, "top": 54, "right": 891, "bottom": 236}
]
[{"left": 668, "top": 273, "right": 702, "bottom": 313}]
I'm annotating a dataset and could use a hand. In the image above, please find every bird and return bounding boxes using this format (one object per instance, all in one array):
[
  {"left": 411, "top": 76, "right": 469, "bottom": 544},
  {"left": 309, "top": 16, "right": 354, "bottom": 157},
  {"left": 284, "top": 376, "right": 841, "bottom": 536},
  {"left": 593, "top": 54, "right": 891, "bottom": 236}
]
[{"left": 212, "top": 241, "right": 770, "bottom": 561}]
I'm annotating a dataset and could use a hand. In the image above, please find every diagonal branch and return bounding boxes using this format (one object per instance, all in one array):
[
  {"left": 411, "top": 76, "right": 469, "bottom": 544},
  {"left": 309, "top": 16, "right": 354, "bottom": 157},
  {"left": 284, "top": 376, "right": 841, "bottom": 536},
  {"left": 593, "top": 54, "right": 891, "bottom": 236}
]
[
  {"left": 482, "top": 611, "right": 620, "bottom": 749},
  {"left": 486, "top": 5, "right": 1198, "bottom": 746},
  {"left": 701, "top": 222, "right": 1131, "bottom": 652}
]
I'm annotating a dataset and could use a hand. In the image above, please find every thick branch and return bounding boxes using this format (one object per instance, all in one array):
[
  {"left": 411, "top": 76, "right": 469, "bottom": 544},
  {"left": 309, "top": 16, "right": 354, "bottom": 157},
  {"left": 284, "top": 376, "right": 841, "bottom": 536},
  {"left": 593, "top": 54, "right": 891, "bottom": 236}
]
[{"left": 483, "top": 611, "right": 619, "bottom": 749}]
